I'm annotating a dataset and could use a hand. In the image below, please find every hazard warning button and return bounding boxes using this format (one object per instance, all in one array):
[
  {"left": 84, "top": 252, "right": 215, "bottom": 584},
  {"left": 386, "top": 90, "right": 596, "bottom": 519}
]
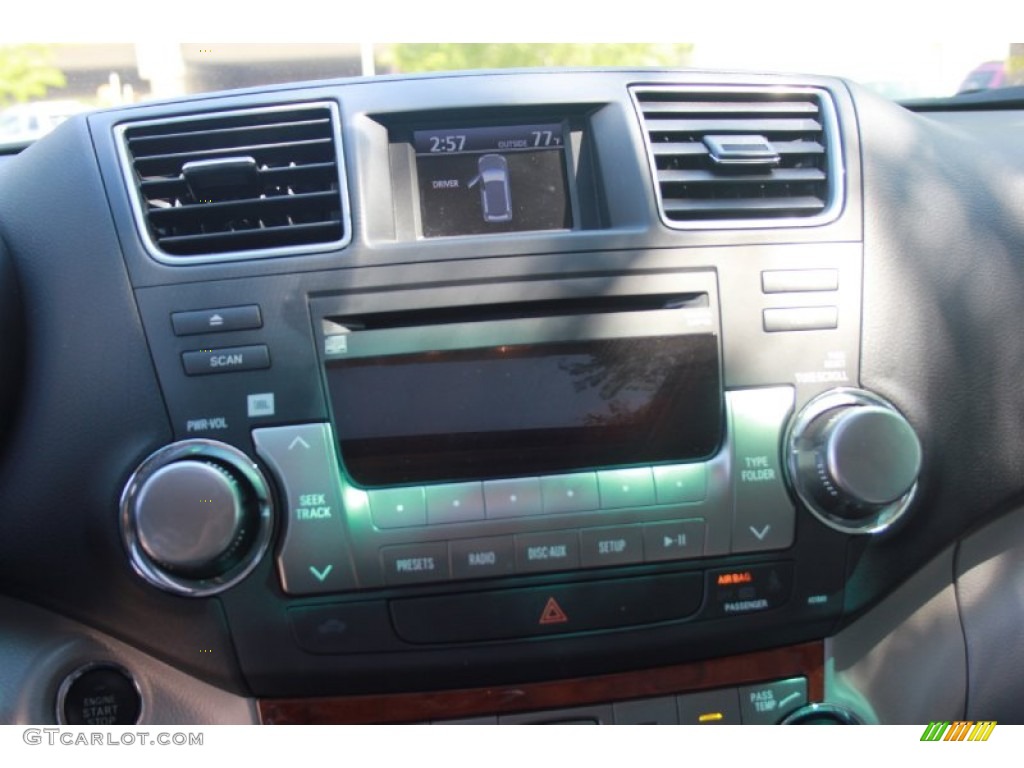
[
  {"left": 539, "top": 597, "right": 569, "bottom": 625},
  {"left": 389, "top": 573, "right": 703, "bottom": 644}
]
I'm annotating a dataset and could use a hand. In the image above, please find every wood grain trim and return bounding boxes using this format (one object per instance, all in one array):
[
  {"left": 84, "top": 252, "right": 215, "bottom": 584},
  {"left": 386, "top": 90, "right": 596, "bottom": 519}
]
[{"left": 259, "top": 641, "right": 823, "bottom": 724}]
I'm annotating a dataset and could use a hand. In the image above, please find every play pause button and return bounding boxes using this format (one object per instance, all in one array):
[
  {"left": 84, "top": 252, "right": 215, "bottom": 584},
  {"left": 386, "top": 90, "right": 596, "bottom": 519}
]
[{"left": 643, "top": 519, "right": 705, "bottom": 562}]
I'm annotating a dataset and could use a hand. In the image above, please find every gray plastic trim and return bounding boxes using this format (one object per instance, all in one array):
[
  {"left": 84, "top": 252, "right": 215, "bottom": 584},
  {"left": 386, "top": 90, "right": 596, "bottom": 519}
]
[
  {"left": 956, "top": 504, "right": 1024, "bottom": 721},
  {"left": 825, "top": 546, "right": 965, "bottom": 724},
  {"left": 0, "top": 596, "right": 257, "bottom": 725}
]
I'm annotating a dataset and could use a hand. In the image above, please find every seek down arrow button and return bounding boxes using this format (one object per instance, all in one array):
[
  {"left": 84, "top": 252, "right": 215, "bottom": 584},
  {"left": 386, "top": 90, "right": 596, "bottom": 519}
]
[{"left": 309, "top": 564, "right": 334, "bottom": 582}]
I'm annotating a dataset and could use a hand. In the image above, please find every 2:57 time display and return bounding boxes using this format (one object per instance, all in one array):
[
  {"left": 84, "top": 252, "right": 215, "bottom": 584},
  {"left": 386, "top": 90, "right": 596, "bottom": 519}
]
[{"left": 415, "top": 124, "right": 564, "bottom": 154}]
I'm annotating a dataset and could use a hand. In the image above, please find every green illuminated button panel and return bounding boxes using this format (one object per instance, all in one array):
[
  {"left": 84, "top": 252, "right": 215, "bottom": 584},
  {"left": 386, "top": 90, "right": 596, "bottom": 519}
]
[
  {"left": 368, "top": 487, "right": 427, "bottom": 529},
  {"left": 252, "top": 423, "right": 357, "bottom": 596},
  {"left": 642, "top": 519, "right": 705, "bottom": 562},
  {"left": 580, "top": 525, "right": 644, "bottom": 567},
  {"left": 653, "top": 465, "right": 707, "bottom": 504},
  {"left": 484, "top": 477, "right": 543, "bottom": 518},
  {"left": 728, "top": 387, "right": 796, "bottom": 553},
  {"left": 426, "top": 482, "right": 485, "bottom": 525},
  {"left": 540, "top": 472, "right": 600, "bottom": 514},
  {"left": 597, "top": 468, "right": 656, "bottom": 509}
]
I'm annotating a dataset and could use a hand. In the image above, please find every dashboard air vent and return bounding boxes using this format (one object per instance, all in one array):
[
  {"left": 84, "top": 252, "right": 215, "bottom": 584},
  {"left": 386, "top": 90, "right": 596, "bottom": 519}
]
[
  {"left": 117, "top": 102, "right": 349, "bottom": 263},
  {"left": 631, "top": 86, "right": 842, "bottom": 228}
]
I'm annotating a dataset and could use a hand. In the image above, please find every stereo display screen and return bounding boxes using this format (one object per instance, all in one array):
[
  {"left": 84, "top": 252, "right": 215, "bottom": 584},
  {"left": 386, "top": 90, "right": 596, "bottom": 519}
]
[
  {"left": 413, "top": 123, "right": 572, "bottom": 238},
  {"left": 325, "top": 335, "right": 722, "bottom": 486}
]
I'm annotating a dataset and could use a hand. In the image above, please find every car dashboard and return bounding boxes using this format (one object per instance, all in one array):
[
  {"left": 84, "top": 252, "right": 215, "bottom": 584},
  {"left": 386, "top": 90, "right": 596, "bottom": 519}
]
[{"left": 1, "top": 67, "right": 1024, "bottom": 726}]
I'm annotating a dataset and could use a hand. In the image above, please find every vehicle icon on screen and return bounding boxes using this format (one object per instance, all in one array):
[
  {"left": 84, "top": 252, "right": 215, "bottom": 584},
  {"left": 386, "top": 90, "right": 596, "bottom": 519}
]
[{"left": 468, "top": 153, "right": 512, "bottom": 223}]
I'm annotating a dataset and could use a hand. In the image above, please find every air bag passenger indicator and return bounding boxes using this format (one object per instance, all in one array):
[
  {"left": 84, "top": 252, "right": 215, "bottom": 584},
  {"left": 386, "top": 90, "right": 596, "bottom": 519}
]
[{"left": 414, "top": 123, "right": 572, "bottom": 237}]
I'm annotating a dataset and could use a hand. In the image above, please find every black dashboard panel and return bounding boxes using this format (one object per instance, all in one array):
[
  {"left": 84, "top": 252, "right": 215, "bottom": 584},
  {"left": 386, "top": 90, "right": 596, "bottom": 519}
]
[{"left": 1, "top": 68, "right": 1024, "bottom": 723}]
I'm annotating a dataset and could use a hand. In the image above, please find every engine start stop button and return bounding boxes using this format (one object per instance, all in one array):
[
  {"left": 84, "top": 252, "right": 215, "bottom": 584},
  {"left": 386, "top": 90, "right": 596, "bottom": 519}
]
[{"left": 57, "top": 664, "right": 142, "bottom": 725}]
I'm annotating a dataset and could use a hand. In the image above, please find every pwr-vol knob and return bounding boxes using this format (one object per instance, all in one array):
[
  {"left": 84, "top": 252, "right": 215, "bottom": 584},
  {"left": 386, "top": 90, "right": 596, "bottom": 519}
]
[
  {"left": 121, "top": 440, "right": 273, "bottom": 596},
  {"left": 785, "top": 389, "right": 922, "bottom": 534}
]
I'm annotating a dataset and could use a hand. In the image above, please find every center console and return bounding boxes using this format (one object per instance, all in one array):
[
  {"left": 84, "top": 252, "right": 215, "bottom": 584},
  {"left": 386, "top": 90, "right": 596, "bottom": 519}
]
[{"left": 87, "top": 70, "right": 922, "bottom": 711}]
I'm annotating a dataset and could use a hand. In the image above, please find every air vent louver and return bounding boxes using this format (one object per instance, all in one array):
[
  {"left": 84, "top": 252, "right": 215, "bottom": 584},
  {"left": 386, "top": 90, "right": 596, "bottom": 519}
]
[
  {"left": 118, "top": 103, "right": 348, "bottom": 263},
  {"left": 632, "top": 87, "right": 841, "bottom": 227}
]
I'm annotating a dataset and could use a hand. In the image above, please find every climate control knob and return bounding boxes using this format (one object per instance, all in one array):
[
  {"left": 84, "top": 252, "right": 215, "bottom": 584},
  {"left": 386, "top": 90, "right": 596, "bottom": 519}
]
[
  {"left": 785, "top": 389, "right": 921, "bottom": 534},
  {"left": 121, "top": 440, "right": 273, "bottom": 596}
]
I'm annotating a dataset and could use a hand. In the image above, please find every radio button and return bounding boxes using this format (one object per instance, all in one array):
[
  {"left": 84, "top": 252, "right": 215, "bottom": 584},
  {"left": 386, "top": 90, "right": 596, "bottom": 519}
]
[
  {"left": 598, "top": 468, "right": 656, "bottom": 509},
  {"left": 369, "top": 487, "right": 427, "bottom": 529},
  {"left": 515, "top": 530, "right": 580, "bottom": 573},
  {"left": 540, "top": 473, "right": 599, "bottom": 514},
  {"left": 380, "top": 542, "right": 450, "bottom": 585},
  {"left": 484, "top": 477, "right": 542, "bottom": 519},
  {"left": 653, "top": 465, "right": 707, "bottom": 505},
  {"left": 642, "top": 519, "right": 706, "bottom": 562},
  {"left": 450, "top": 536, "right": 516, "bottom": 580},
  {"left": 425, "top": 483, "right": 485, "bottom": 525},
  {"left": 580, "top": 525, "right": 643, "bottom": 568},
  {"left": 728, "top": 388, "right": 796, "bottom": 554}
]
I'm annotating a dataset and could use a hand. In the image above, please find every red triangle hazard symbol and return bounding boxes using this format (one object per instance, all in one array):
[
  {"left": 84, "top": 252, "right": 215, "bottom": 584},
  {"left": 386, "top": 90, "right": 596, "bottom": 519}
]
[{"left": 539, "top": 597, "right": 568, "bottom": 625}]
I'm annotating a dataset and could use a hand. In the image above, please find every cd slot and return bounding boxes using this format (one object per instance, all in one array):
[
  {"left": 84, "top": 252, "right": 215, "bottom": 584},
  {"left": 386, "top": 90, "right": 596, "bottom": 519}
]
[{"left": 322, "top": 292, "right": 708, "bottom": 333}]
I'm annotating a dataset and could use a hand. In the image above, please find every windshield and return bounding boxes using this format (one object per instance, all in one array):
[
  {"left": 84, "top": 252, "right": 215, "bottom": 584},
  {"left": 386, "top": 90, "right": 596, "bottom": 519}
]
[{"left": 0, "top": 41, "right": 1017, "bottom": 144}]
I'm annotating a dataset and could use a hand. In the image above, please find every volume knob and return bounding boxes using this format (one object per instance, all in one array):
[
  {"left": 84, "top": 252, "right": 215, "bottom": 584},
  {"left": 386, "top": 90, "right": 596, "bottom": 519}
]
[
  {"left": 786, "top": 389, "right": 922, "bottom": 534},
  {"left": 134, "top": 460, "right": 247, "bottom": 578},
  {"left": 121, "top": 440, "right": 273, "bottom": 596}
]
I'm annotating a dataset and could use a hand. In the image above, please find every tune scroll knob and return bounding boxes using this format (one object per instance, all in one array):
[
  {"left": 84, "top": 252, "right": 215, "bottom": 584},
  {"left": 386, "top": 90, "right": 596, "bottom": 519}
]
[
  {"left": 786, "top": 389, "right": 922, "bottom": 534},
  {"left": 121, "top": 440, "right": 273, "bottom": 596}
]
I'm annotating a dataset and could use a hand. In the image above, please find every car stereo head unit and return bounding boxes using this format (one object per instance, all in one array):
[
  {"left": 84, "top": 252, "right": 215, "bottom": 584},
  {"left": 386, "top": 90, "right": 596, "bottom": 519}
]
[{"left": 320, "top": 301, "right": 722, "bottom": 486}]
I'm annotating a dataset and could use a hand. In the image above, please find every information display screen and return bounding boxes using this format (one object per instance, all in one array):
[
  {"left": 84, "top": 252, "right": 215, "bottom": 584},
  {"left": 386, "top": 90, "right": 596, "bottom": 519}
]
[
  {"left": 326, "top": 335, "right": 722, "bottom": 486},
  {"left": 413, "top": 123, "right": 573, "bottom": 238}
]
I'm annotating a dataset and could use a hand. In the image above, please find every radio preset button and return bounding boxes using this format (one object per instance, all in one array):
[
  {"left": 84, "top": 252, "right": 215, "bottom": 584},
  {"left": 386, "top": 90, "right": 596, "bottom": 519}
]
[
  {"left": 381, "top": 542, "right": 450, "bottom": 585},
  {"left": 484, "top": 477, "right": 542, "bottom": 519},
  {"left": 369, "top": 487, "right": 427, "bottom": 529},
  {"left": 653, "top": 465, "right": 707, "bottom": 505},
  {"left": 580, "top": 525, "right": 643, "bottom": 568},
  {"left": 425, "top": 483, "right": 485, "bottom": 525},
  {"left": 598, "top": 468, "right": 656, "bottom": 509},
  {"left": 450, "top": 536, "right": 516, "bottom": 580},
  {"left": 540, "top": 473, "right": 599, "bottom": 514},
  {"left": 515, "top": 530, "right": 581, "bottom": 573},
  {"left": 642, "top": 519, "right": 706, "bottom": 562}
]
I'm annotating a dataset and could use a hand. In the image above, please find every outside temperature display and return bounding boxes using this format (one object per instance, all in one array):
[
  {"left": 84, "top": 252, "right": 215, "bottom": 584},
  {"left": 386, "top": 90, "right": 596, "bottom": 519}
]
[{"left": 413, "top": 123, "right": 572, "bottom": 237}]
